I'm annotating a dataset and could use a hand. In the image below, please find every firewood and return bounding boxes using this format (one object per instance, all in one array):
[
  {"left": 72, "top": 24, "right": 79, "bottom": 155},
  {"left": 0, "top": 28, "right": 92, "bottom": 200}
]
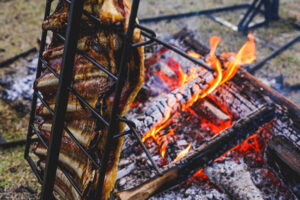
[
  {"left": 265, "top": 135, "right": 300, "bottom": 198},
  {"left": 127, "top": 72, "right": 214, "bottom": 137},
  {"left": 117, "top": 105, "right": 274, "bottom": 200},
  {"left": 192, "top": 100, "right": 230, "bottom": 122}
]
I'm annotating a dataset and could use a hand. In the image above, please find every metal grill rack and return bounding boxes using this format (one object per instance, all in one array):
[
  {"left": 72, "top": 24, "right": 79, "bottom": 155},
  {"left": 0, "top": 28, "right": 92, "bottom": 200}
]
[
  {"left": 24, "top": 0, "right": 216, "bottom": 199},
  {"left": 23, "top": 0, "right": 300, "bottom": 199}
]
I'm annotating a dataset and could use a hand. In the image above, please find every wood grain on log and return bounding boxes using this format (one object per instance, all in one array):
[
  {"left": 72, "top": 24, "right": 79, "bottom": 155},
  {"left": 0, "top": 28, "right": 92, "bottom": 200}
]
[
  {"left": 127, "top": 72, "right": 214, "bottom": 137},
  {"left": 265, "top": 135, "right": 300, "bottom": 198}
]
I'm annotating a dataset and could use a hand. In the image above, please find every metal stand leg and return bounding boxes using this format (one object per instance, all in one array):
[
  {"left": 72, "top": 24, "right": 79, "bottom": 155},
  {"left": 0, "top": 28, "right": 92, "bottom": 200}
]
[
  {"left": 238, "top": 0, "right": 279, "bottom": 33},
  {"left": 40, "top": 0, "right": 84, "bottom": 198}
]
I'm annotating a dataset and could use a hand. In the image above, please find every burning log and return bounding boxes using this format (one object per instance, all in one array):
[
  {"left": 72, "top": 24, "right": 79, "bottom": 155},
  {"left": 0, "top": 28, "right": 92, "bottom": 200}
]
[
  {"left": 117, "top": 105, "right": 274, "bottom": 200},
  {"left": 265, "top": 135, "right": 300, "bottom": 198},
  {"left": 204, "top": 161, "right": 264, "bottom": 200},
  {"left": 192, "top": 100, "right": 231, "bottom": 122},
  {"left": 127, "top": 72, "right": 214, "bottom": 137}
]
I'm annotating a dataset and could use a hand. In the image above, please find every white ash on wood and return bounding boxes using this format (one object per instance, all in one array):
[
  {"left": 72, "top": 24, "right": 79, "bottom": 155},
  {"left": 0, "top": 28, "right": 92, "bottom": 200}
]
[
  {"left": 118, "top": 29, "right": 300, "bottom": 200},
  {"left": 117, "top": 98, "right": 229, "bottom": 191},
  {"left": 204, "top": 160, "right": 264, "bottom": 200},
  {"left": 149, "top": 183, "right": 230, "bottom": 200},
  {"left": 210, "top": 70, "right": 300, "bottom": 149},
  {"left": 127, "top": 72, "right": 214, "bottom": 137}
]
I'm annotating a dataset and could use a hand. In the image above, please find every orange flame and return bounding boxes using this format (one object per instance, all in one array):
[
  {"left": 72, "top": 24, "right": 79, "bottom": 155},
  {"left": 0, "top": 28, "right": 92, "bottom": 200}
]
[
  {"left": 220, "top": 33, "right": 256, "bottom": 84},
  {"left": 174, "top": 142, "right": 192, "bottom": 162},
  {"left": 200, "top": 36, "right": 223, "bottom": 98},
  {"left": 187, "top": 168, "right": 208, "bottom": 184},
  {"left": 142, "top": 113, "right": 179, "bottom": 159},
  {"left": 142, "top": 33, "right": 256, "bottom": 163},
  {"left": 156, "top": 58, "right": 198, "bottom": 89},
  {"left": 187, "top": 51, "right": 201, "bottom": 59}
]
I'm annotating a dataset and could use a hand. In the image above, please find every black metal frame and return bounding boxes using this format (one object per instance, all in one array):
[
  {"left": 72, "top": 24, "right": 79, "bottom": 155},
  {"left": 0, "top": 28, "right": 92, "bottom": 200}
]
[
  {"left": 22, "top": 0, "right": 300, "bottom": 199},
  {"left": 24, "top": 0, "right": 216, "bottom": 199}
]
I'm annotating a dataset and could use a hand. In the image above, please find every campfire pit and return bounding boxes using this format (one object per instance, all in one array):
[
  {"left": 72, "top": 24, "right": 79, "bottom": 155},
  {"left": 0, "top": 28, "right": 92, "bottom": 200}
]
[
  {"left": 23, "top": 0, "right": 300, "bottom": 199},
  {"left": 113, "top": 29, "right": 300, "bottom": 200}
]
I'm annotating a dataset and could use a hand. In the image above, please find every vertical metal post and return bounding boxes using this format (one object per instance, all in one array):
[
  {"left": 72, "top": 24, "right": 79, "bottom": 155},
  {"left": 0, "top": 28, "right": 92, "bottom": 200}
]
[
  {"left": 94, "top": 0, "right": 140, "bottom": 199},
  {"left": 40, "top": 0, "right": 84, "bottom": 198},
  {"left": 263, "top": 0, "right": 271, "bottom": 23},
  {"left": 270, "top": 0, "right": 279, "bottom": 20},
  {"left": 24, "top": 0, "right": 52, "bottom": 158}
]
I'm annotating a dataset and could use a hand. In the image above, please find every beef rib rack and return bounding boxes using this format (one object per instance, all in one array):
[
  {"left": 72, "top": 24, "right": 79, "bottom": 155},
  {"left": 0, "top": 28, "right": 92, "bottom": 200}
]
[{"left": 33, "top": 0, "right": 144, "bottom": 199}]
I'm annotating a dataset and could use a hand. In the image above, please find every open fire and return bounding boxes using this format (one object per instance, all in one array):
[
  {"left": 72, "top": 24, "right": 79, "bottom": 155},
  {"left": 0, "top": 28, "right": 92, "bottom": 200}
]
[
  {"left": 116, "top": 29, "right": 298, "bottom": 200},
  {"left": 140, "top": 33, "right": 256, "bottom": 165}
]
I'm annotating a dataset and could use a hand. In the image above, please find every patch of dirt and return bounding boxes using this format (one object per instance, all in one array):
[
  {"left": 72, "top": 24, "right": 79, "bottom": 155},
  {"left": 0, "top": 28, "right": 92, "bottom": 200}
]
[{"left": 0, "top": 0, "right": 45, "bottom": 62}]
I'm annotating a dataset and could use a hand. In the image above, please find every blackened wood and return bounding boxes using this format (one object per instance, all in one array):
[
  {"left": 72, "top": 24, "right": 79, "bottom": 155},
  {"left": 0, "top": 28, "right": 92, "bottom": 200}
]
[
  {"left": 265, "top": 135, "right": 300, "bottom": 198},
  {"left": 117, "top": 105, "right": 274, "bottom": 200},
  {"left": 173, "top": 28, "right": 210, "bottom": 56},
  {"left": 240, "top": 69, "right": 300, "bottom": 126},
  {"left": 128, "top": 73, "right": 213, "bottom": 137}
]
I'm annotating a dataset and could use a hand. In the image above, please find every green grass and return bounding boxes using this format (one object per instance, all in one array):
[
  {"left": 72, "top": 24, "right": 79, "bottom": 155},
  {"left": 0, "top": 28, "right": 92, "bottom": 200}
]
[{"left": 0, "top": 100, "right": 40, "bottom": 198}]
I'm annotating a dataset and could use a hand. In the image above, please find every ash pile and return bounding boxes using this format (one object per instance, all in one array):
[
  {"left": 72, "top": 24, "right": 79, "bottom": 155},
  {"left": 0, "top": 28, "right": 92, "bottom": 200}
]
[{"left": 0, "top": 53, "right": 38, "bottom": 114}]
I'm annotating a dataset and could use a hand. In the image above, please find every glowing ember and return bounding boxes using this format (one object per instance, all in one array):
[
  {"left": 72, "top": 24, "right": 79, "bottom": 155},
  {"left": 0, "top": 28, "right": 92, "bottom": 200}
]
[
  {"left": 187, "top": 169, "right": 208, "bottom": 184},
  {"left": 201, "top": 118, "right": 232, "bottom": 135},
  {"left": 187, "top": 51, "right": 201, "bottom": 59}
]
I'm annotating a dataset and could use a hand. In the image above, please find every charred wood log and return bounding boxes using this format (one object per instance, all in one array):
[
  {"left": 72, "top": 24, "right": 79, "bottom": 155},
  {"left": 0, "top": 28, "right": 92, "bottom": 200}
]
[
  {"left": 117, "top": 105, "right": 274, "bottom": 200},
  {"left": 173, "top": 28, "right": 210, "bottom": 56},
  {"left": 127, "top": 72, "right": 214, "bottom": 137},
  {"left": 265, "top": 135, "right": 300, "bottom": 198},
  {"left": 192, "top": 99, "right": 230, "bottom": 122}
]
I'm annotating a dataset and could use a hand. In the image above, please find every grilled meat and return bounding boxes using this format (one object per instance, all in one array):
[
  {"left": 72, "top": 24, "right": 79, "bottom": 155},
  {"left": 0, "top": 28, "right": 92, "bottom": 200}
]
[{"left": 34, "top": 0, "right": 144, "bottom": 199}]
